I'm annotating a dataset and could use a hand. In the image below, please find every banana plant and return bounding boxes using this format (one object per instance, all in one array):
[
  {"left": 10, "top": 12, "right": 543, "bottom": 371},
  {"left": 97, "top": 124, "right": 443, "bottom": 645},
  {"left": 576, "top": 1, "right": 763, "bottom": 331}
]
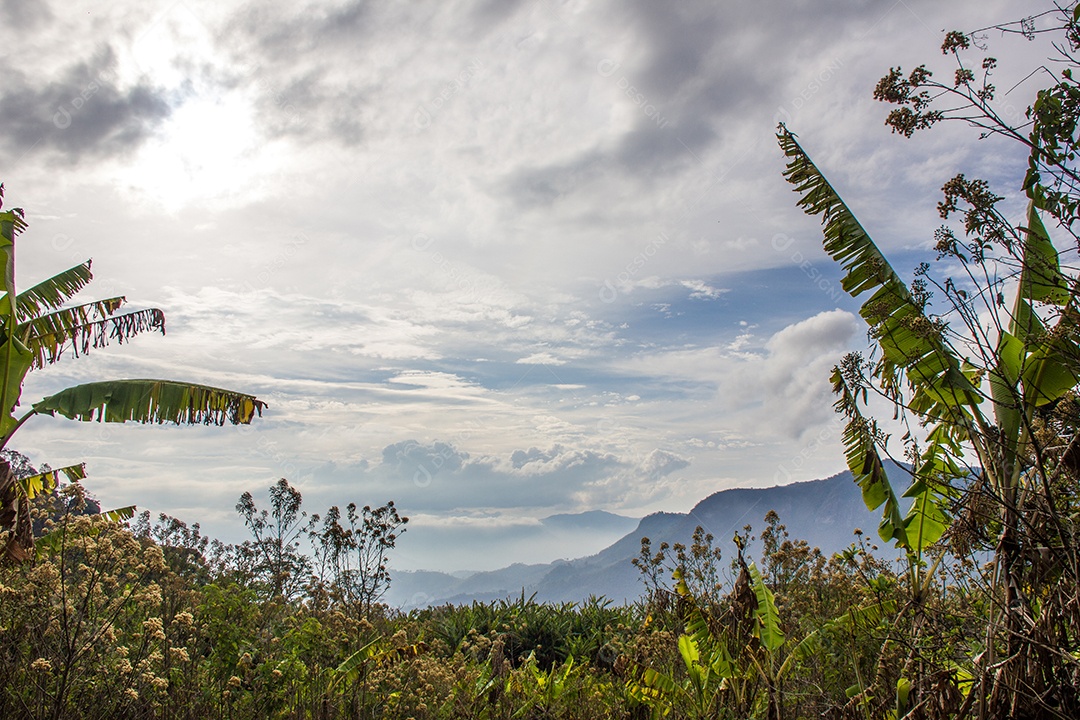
[
  {"left": 779, "top": 128, "right": 972, "bottom": 565},
  {"left": 331, "top": 635, "right": 427, "bottom": 714},
  {"left": 779, "top": 124, "right": 1079, "bottom": 559},
  {"left": 332, "top": 637, "right": 428, "bottom": 686},
  {"left": 629, "top": 561, "right": 784, "bottom": 719},
  {"left": 507, "top": 652, "right": 578, "bottom": 719},
  {"left": 23, "top": 463, "right": 138, "bottom": 557},
  {"left": 778, "top": 124, "right": 1080, "bottom": 711},
  {"left": 626, "top": 623, "right": 735, "bottom": 719},
  {"left": 0, "top": 184, "right": 265, "bottom": 562}
]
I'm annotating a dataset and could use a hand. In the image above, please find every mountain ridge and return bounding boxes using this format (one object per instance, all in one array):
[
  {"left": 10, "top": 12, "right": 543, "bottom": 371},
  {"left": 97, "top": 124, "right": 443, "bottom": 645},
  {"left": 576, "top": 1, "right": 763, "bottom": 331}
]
[{"left": 385, "top": 464, "right": 902, "bottom": 608}]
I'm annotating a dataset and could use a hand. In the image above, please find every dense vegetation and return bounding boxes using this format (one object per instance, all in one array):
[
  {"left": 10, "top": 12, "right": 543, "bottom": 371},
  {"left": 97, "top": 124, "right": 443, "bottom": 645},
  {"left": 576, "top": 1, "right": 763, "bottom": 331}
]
[
  {"left": 5, "top": 5, "right": 1080, "bottom": 719},
  {"left": 1, "top": 474, "right": 911, "bottom": 720}
]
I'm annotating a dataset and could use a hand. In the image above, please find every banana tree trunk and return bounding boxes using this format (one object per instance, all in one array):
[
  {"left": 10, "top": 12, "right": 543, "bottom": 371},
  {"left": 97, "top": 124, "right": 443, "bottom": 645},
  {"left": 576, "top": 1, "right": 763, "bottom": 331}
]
[{"left": 0, "top": 457, "right": 32, "bottom": 563}]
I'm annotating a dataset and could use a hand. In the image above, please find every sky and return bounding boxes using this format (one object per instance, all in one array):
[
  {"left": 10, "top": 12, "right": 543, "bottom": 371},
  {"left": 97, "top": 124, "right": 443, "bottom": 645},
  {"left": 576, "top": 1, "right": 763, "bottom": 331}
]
[{"left": 0, "top": 0, "right": 1055, "bottom": 571}]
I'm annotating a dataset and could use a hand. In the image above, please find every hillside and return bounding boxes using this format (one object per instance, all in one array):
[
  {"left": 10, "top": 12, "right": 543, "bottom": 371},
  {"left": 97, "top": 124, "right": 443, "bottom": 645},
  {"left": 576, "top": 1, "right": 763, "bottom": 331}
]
[{"left": 385, "top": 463, "right": 905, "bottom": 608}]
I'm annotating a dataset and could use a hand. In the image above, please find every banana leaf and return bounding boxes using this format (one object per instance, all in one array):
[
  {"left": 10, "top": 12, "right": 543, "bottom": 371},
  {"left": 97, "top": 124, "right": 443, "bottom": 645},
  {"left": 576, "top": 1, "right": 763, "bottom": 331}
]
[{"left": 32, "top": 380, "right": 265, "bottom": 426}]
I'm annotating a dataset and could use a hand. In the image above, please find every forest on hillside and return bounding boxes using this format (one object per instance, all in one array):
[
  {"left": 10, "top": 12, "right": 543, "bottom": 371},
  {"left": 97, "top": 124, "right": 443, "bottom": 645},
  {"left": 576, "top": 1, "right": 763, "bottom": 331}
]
[{"left": 5, "top": 6, "right": 1080, "bottom": 720}]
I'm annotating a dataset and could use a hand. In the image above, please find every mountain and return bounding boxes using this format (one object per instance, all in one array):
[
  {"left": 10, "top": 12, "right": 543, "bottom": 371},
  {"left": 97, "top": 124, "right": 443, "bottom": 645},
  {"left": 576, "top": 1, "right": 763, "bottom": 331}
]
[
  {"left": 385, "top": 510, "right": 637, "bottom": 607},
  {"left": 384, "top": 464, "right": 900, "bottom": 608}
]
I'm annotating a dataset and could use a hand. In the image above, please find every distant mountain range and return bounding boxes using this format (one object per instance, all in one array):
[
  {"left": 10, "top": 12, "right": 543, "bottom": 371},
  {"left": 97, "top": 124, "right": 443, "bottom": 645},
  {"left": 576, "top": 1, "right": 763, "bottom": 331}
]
[{"left": 384, "top": 463, "right": 903, "bottom": 609}]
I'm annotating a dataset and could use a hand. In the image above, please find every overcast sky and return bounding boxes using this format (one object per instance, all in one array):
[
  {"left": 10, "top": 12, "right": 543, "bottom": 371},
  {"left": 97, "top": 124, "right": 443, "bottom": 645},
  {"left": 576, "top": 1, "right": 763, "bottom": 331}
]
[{"left": 0, "top": 0, "right": 1052, "bottom": 571}]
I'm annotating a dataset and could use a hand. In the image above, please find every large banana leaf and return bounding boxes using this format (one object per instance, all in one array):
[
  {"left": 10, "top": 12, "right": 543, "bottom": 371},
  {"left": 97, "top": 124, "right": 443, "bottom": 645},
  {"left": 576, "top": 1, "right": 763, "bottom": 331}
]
[
  {"left": 1013, "top": 202, "right": 1070, "bottom": 325},
  {"left": 786, "top": 600, "right": 897, "bottom": 667},
  {"left": 31, "top": 380, "right": 265, "bottom": 426},
  {"left": 779, "top": 127, "right": 982, "bottom": 421},
  {"left": 902, "top": 479, "right": 950, "bottom": 552},
  {"left": 626, "top": 665, "right": 678, "bottom": 705},
  {"left": 10, "top": 462, "right": 89, "bottom": 561},
  {"left": 0, "top": 336, "right": 31, "bottom": 438},
  {"left": 20, "top": 304, "right": 165, "bottom": 369},
  {"left": 901, "top": 425, "right": 964, "bottom": 553},
  {"left": 332, "top": 639, "right": 426, "bottom": 686},
  {"left": 991, "top": 330, "right": 1024, "bottom": 460},
  {"left": 0, "top": 453, "right": 88, "bottom": 564},
  {"left": 985, "top": 201, "right": 1079, "bottom": 499},
  {"left": 0, "top": 196, "right": 31, "bottom": 437},
  {"left": 17, "top": 462, "right": 86, "bottom": 500},
  {"left": 1010, "top": 202, "right": 1077, "bottom": 409},
  {"left": 0, "top": 191, "right": 26, "bottom": 319},
  {"left": 783, "top": 126, "right": 981, "bottom": 557},
  {"left": 14, "top": 261, "right": 94, "bottom": 321},
  {"left": 678, "top": 633, "right": 702, "bottom": 680},
  {"left": 749, "top": 563, "right": 785, "bottom": 651},
  {"left": 832, "top": 367, "right": 909, "bottom": 546},
  {"left": 902, "top": 485, "right": 949, "bottom": 553}
]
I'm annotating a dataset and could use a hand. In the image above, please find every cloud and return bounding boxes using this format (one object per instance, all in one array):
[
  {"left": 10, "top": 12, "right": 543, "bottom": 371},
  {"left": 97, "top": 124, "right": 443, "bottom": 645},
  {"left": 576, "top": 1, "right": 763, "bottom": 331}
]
[
  {"left": 679, "top": 279, "right": 728, "bottom": 300},
  {"left": 754, "top": 309, "right": 862, "bottom": 436},
  {"left": 507, "top": 445, "right": 619, "bottom": 476},
  {"left": 0, "top": 0, "right": 52, "bottom": 30},
  {"left": 301, "top": 440, "right": 682, "bottom": 522},
  {"left": 382, "top": 439, "right": 469, "bottom": 485},
  {"left": 0, "top": 46, "right": 172, "bottom": 162},
  {"left": 610, "top": 309, "right": 860, "bottom": 443},
  {"left": 516, "top": 352, "right": 565, "bottom": 365},
  {"left": 641, "top": 448, "right": 690, "bottom": 479}
]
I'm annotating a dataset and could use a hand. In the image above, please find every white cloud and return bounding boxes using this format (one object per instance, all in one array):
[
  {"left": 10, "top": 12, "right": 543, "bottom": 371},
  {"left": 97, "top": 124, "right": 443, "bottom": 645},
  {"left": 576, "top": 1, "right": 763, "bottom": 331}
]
[
  {"left": 516, "top": 352, "right": 566, "bottom": 366},
  {"left": 679, "top": 279, "right": 728, "bottom": 299}
]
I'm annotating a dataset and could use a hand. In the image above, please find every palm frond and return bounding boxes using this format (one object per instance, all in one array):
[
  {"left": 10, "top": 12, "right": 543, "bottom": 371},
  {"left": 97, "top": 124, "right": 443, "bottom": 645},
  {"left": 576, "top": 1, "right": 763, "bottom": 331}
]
[
  {"left": 14, "top": 261, "right": 94, "bottom": 321},
  {"left": 33, "top": 380, "right": 266, "bottom": 426}
]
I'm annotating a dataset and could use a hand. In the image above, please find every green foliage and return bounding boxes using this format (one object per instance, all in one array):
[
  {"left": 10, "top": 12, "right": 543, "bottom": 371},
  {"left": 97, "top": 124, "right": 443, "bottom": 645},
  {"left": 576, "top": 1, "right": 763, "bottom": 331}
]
[
  {"left": 33, "top": 379, "right": 264, "bottom": 426},
  {"left": 0, "top": 486, "right": 926, "bottom": 720},
  {"left": 236, "top": 478, "right": 311, "bottom": 601},
  {"left": 626, "top": 511, "right": 907, "bottom": 719},
  {"left": 747, "top": 564, "right": 783, "bottom": 652},
  {"left": 0, "top": 184, "right": 264, "bottom": 563}
]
